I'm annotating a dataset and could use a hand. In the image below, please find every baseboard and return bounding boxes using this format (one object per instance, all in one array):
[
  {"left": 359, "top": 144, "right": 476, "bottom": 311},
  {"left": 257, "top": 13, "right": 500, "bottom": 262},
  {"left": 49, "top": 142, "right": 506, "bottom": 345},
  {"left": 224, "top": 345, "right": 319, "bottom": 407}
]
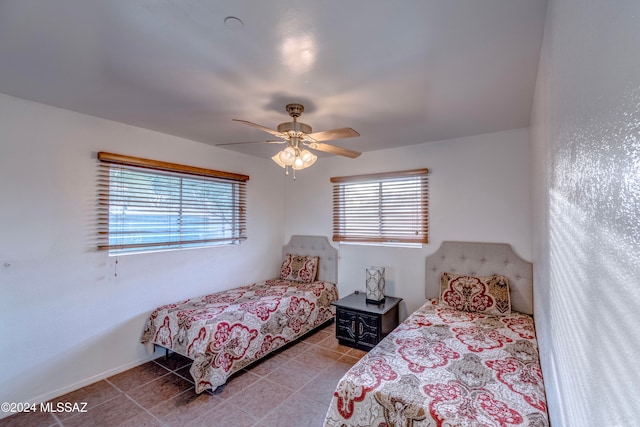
[{"left": 0, "top": 353, "right": 159, "bottom": 420}]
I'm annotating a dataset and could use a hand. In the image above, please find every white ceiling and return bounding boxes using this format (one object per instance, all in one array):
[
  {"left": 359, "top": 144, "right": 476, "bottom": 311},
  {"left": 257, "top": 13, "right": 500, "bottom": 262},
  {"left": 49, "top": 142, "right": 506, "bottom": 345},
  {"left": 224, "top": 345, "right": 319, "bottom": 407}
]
[{"left": 0, "top": 0, "right": 547, "bottom": 159}]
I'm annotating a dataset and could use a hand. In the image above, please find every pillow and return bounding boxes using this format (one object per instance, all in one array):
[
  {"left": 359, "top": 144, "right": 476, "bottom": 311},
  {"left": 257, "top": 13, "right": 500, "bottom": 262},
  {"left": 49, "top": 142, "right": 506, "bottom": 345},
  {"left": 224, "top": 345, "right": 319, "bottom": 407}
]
[
  {"left": 279, "top": 254, "right": 319, "bottom": 283},
  {"left": 440, "top": 272, "right": 511, "bottom": 315}
]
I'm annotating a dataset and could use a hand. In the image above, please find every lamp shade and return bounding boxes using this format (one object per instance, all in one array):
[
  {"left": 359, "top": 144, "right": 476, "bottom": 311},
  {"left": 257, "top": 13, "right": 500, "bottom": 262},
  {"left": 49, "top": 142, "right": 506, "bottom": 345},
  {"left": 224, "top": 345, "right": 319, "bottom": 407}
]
[{"left": 366, "top": 266, "right": 385, "bottom": 304}]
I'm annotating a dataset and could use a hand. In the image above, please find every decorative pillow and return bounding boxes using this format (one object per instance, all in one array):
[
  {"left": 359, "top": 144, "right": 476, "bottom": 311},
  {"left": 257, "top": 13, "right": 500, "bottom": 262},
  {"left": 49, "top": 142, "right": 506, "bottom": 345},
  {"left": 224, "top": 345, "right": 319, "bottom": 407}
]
[
  {"left": 279, "top": 254, "right": 319, "bottom": 283},
  {"left": 440, "top": 272, "right": 511, "bottom": 315}
]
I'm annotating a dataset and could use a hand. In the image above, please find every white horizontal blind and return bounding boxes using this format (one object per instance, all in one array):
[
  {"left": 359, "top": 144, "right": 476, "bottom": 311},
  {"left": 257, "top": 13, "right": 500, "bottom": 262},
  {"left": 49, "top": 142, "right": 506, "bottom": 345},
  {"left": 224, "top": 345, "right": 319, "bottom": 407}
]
[
  {"left": 331, "top": 169, "right": 429, "bottom": 244},
  {"left": 97, "top": 152, "right": 247, "bottom": 254}
]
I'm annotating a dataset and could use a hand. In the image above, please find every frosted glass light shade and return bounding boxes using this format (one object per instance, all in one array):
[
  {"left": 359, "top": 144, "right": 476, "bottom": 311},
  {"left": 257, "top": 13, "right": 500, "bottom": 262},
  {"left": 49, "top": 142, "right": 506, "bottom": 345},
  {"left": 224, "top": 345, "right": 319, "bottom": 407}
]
[
  {"left": 300, "top": 149, "right": 317, "bottom": 167},
  {"left": 271, "top": 153, "right": 286, "bottom": 168},
  {"left": 292, "top": 156, "right": 305, "bottom": 170},
  {"left": 272, "top": 146, "right": 317, "bottom": 171},
  {"left": 278, "top": 147, "right": 296, "bottom": 165}
]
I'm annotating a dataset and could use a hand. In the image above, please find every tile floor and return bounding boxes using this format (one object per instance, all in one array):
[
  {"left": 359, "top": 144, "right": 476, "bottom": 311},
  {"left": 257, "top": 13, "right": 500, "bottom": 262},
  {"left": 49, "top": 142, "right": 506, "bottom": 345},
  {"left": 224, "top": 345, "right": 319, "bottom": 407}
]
[{"left": 0, "top": 322, "right": 365, "bottom": 427}]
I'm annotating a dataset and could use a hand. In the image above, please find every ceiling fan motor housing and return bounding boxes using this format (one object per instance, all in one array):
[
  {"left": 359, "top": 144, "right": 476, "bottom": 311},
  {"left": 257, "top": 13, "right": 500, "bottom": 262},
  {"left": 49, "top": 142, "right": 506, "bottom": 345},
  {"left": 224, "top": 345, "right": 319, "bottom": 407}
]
[{"left": 277, "top": 121, "right": 312, "bottom": 136}]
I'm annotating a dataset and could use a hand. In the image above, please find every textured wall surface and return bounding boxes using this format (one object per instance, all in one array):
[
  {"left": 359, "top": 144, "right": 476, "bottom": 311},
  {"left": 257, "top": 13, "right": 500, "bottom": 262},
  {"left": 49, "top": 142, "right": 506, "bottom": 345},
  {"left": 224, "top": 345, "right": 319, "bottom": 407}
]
[{"left": 530, "top": 0, "right": 640, "bottom": 425}]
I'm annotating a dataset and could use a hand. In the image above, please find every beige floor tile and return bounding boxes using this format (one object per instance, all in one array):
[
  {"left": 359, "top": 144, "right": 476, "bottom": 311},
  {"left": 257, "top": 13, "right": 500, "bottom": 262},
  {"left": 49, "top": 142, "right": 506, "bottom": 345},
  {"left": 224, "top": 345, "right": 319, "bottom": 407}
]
[
  {"left": 317, "top": 335, "right": 351, "bottom": 354},
  {"left": 293, "top": 346, "right": 344, "bottom": 370},
  {"left": 266, "top": 358, "right": 323, "bottom": 391},
  {"left": 346, "top": 347, "right": 369, "bottom": 359},
  {"left": 107, "top": 361, "right": 171, "bottom": 392},
  {"left": 277, "top": 340, "right": 314, "bottom": 359},
  {"left": 217, "top": 370, "right": 261, "bottom": 399},
  {"left": 245, "top": 352, "right": 288, "bottom": 377},
  {"left": 50, "top": 380, "right": 122, "bottom": 420},
  {"left": 174, "top": 365, "right": 195, "bottom": 384},
  {"left": 62, "top": 394, "right": 145, "bottom": 427},
  {"left": 298, "top": 366, "right": 348, "bottom": 406},
  {"left": 10, "top": 320, "right": 362, "bottom": 426},
  {"left": 334, "top": 354, "right": 363, "bottom": 372},
  {"left": 149, "top": 388, "right": 222, "bottom": 426},
  {"left": 260, "top": 393, "right": 328, "bottom": 427},
  {"left": 303, "top": 327, "right": 333, "bottom": 345},
  {"left": 0, "top": 409, "right": 58, "bottom": 427},
  {"left": 154, "top": 352, "right": 192, "bottom": 372},
  {"left": 224, "top": 378, "right": 293, "bottom": 419},
  {"left": 117, "top": 412, "right": 164, "bottom": 427},
  {"left": 186, "top": 401, "right": 256, "bottom": 427},
  {"left": 126, "top": 373, "right": 194, "bottom": 409}
]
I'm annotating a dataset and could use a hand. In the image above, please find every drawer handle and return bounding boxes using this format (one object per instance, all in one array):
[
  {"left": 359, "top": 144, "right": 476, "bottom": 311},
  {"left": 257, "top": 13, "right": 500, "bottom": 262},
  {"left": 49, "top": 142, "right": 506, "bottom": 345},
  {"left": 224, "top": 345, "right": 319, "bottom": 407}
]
[
  {"left": 352, "top": 320, "right": 355, "bottom": 332},
  {"left": 359, "top": 322, "right": 363, "bottom": 336}
]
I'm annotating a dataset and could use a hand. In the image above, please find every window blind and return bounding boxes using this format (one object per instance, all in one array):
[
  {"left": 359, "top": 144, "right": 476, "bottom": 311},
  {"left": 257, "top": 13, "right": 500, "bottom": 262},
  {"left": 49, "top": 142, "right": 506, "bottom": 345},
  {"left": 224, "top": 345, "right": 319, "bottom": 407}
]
[
  {"left": 97, "top": 152, "right": 248, "bottom": 254},
  {"left": 331, "top": 169, "right": 429, "bottom": 244}
]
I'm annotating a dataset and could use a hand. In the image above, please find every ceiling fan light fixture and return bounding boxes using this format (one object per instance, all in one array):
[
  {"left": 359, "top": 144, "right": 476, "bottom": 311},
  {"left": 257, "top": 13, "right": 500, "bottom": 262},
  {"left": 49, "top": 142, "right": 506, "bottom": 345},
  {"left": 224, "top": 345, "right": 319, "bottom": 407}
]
[
  {"left": 292, "top": 156, "right": 305, "bottom": 170},
  {"left": 228, "top": 103, "right": 361, "bottom": 178},
  {"left": 272, "top": 146, "right": 317, "bottom": 172},
  {"left": 300, "top": 149, "right": 317, "bottom": 167},
  {"left": 271, "top": 153, "right": 286, "bottom": 168},
  {"left": 278, "top": 146, "right": 296, "bottom": 165}
]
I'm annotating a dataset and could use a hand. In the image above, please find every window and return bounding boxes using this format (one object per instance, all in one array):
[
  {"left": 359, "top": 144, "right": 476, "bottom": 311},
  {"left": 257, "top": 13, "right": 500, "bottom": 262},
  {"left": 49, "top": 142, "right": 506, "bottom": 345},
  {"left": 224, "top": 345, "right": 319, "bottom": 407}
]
[
  {"left": 97, "top": 152, "right": 248, "bottom": 254},
  {"left": 331, "top": 169, "right": 429, "bottom": 244}
]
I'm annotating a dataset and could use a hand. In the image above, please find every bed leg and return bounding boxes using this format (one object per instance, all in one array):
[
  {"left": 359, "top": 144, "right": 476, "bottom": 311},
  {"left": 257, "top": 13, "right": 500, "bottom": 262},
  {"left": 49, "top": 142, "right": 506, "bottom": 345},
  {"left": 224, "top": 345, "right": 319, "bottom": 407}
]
[{"left": 165, "top": 348, "right": 170, "bottom": 360}]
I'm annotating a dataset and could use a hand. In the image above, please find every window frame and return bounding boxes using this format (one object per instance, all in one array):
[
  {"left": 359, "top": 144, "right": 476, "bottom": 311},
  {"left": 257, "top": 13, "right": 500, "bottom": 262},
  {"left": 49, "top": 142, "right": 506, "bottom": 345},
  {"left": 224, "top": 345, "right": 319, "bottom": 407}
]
[
  {"left": 331, "top": 168, "right": 429, "bottom": 245},
  {"left": 97, "top": 152, "right": 249, "bottom": 255}
]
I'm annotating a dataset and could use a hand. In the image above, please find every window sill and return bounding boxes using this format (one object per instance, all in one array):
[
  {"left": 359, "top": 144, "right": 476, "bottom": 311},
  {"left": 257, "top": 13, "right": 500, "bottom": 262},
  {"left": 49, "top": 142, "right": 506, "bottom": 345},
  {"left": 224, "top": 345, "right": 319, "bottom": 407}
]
[{"left": 339, "top": 241, "right": 423, "bottom": 249}]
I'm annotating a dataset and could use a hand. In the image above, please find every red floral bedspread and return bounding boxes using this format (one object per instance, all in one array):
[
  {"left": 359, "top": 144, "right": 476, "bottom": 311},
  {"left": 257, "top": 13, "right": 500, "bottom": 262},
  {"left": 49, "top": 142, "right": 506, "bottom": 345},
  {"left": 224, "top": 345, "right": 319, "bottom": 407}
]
[
  {"left": 324, "top": 299, "right": 549, "bottom": 427},
  {"left": 141, "top": 279, "right": 338, "bottom": 393}
]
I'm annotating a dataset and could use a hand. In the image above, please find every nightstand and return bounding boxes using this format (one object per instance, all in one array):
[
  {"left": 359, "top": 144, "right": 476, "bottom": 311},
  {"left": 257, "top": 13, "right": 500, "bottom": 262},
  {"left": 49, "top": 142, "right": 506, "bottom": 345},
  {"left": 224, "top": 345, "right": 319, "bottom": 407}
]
[{"left": 332, "top": 292, "right": 402, "bottom": 351}]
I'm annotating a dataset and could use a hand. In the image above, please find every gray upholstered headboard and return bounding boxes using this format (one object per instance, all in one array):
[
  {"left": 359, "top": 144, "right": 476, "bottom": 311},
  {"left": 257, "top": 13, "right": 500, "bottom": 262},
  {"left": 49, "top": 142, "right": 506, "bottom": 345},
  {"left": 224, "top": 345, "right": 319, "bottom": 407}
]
[
  {"left": 425, "top": 241, "right": 533, "bottom": 315},
  {"left": 282, "top": 235, "right": 338, "bottom": 284}
]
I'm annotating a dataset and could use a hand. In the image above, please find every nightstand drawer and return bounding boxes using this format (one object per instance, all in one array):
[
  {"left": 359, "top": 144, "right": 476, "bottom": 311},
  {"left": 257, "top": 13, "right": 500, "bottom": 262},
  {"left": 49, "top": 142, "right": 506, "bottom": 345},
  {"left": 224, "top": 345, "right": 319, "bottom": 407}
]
[
  {"left": 356, "top": 312, "right": 379, "bottom": 348},
  {"left": 336, "top": 309, "right": 357, "bottom": 343}
]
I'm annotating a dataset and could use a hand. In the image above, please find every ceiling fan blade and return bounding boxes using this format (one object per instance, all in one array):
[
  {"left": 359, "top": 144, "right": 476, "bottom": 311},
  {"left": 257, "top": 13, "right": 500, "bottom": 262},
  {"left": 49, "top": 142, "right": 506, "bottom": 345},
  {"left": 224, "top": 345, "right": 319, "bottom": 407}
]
[
  {"left": 232, "top": 119, "right": 284, "bottom": 137},
  {"left": 306, "top": 142, "right": 361, "bottom": 158},
  {"left": 216, "top": 140, "right": 284, "bottom": 146},
  {"left": 305, "top": 127, "right": 360, "bottom": 142}
]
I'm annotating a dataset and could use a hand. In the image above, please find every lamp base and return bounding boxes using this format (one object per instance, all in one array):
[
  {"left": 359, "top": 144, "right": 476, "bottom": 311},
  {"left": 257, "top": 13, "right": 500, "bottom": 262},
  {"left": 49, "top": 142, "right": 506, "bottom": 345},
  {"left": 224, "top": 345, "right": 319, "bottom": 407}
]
[{"left": 366, "top": 297, "right": 386, "bottom": 305}]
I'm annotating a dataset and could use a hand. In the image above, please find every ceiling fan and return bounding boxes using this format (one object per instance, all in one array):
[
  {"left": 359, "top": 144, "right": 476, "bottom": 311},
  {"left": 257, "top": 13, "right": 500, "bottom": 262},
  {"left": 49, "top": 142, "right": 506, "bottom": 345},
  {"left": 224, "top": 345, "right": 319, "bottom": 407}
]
[{"left": 217, "top": 103, "right": 361, "bottom": 174}]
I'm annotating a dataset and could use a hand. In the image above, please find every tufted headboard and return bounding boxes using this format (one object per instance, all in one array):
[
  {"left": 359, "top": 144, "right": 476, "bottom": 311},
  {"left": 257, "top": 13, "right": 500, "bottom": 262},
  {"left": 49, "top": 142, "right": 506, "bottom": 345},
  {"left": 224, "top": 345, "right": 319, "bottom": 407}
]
[
  {"left": 282, "top": 235, "right": 338, "bottom": 284},
  {"left": 425, "top": 241, "right": 533, "bottom": 315}
]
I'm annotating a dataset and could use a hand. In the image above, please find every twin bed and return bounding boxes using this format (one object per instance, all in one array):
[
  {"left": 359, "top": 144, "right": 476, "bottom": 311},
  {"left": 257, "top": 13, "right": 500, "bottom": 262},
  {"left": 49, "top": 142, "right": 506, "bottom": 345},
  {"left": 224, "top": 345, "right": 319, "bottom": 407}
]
[
  {"left": 140, "top": 237, "right": 548, "bottom": 426},
  {"left": 141, "top": 235, "right": 339, "bottom": 393},
  {"left": 324, "top": 241, "right": 549, "bottom": 427}
]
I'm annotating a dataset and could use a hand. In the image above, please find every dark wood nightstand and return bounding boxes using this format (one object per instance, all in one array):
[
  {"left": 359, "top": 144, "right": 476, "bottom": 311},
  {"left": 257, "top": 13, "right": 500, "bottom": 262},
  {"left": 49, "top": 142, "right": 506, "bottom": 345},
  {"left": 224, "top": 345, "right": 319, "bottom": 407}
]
[{"left": 332, "top": 292, "right": 402, "bottom": 351}]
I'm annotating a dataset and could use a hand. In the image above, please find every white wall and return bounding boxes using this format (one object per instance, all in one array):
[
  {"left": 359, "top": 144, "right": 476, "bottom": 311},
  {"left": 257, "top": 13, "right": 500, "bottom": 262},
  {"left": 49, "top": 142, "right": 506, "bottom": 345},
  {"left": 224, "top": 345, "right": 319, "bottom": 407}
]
[
  {"left": 530, "top": 1, "right": 640, "bottom": 425},
  {"left": 283, "top": 128, "right": 532, "bottom": 317},
  {"left": 0, "top": 94, "right": 533, "bottom": 412},
  {"left": 0, "top": 93, "right": 285, "bottom": 407}
]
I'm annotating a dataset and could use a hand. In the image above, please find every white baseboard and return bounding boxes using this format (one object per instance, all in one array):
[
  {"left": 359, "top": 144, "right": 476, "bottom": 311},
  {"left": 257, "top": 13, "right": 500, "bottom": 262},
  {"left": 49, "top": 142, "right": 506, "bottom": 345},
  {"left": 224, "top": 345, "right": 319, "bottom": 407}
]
[{"left": 0, "top": 353, "right": 160, "bottom": 420}]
